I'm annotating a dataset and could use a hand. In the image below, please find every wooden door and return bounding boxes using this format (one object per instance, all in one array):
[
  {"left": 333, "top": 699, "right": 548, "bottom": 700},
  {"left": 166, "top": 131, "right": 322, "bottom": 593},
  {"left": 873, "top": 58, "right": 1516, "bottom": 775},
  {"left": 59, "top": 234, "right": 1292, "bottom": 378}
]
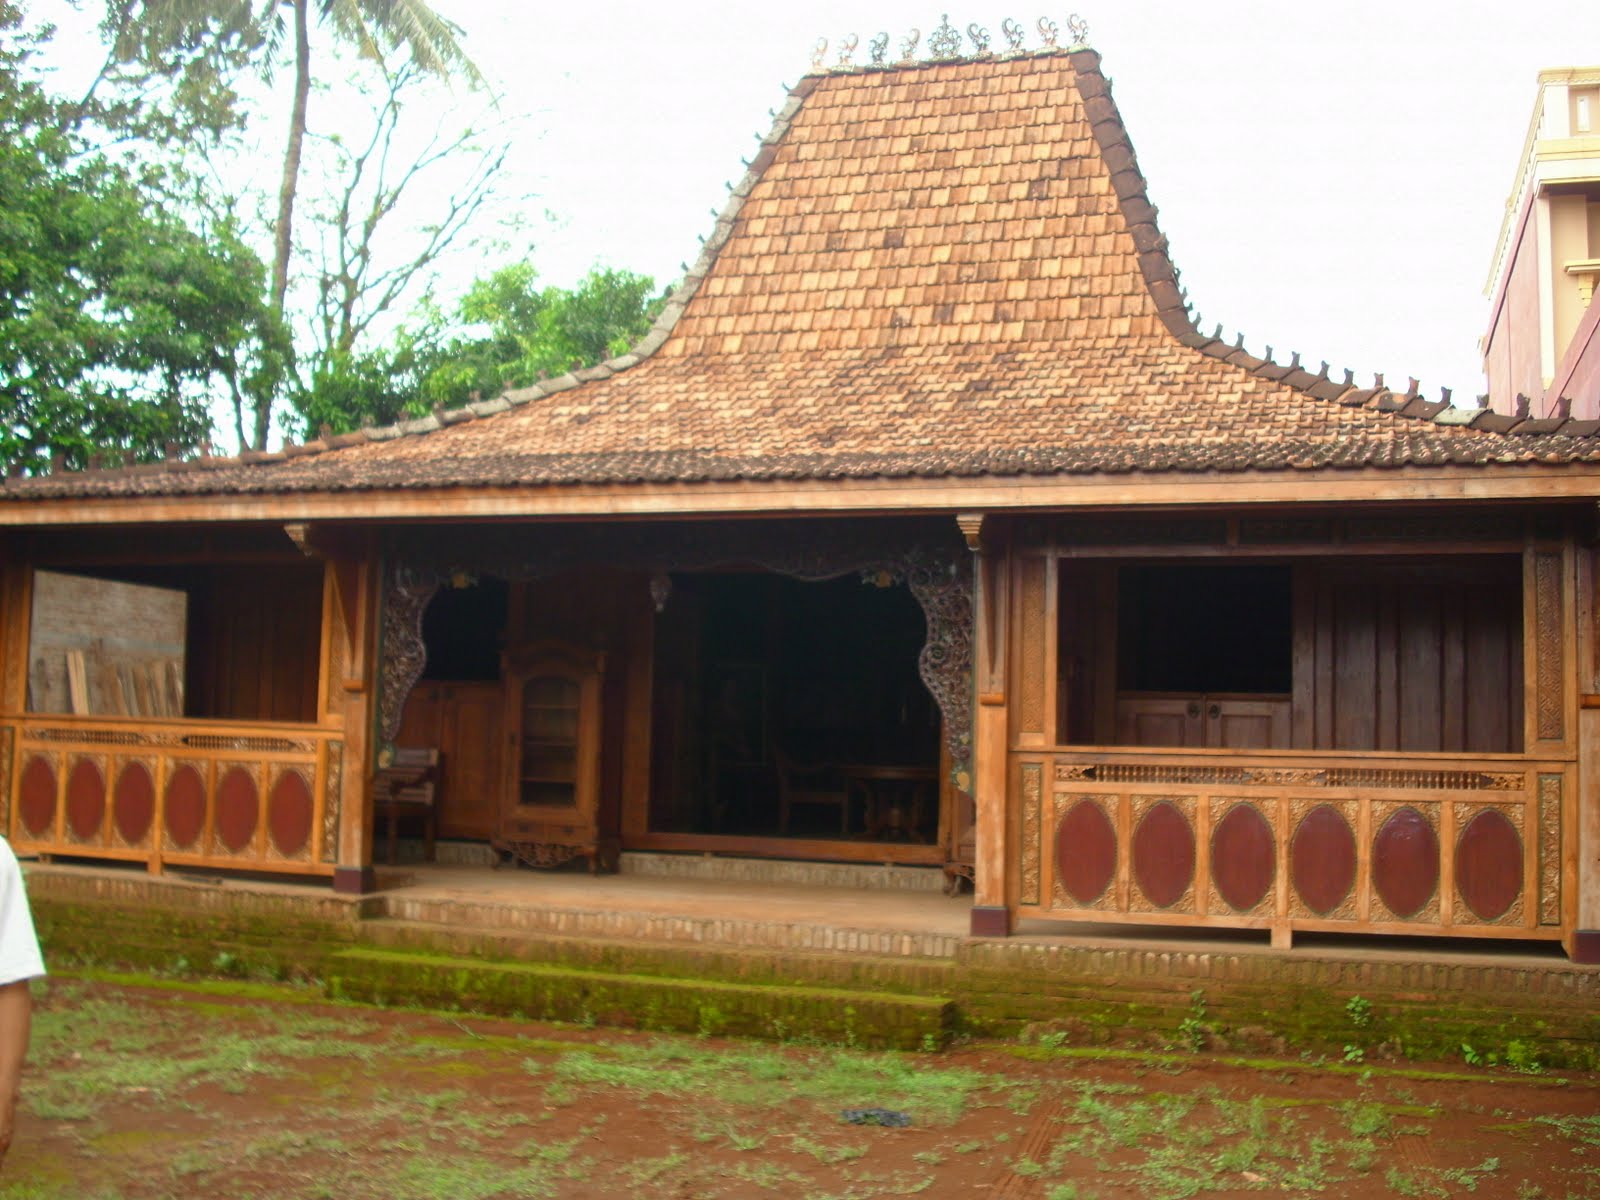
[
  {"left": 437, "top": 683, "right": 502, "bottom": 840},
  {"left": 1203, "top": 696, "right": 1291, "bottom": 749},
  {"left": 395, "top": 681, "right": 503, "bottom": 841},
  {"left": 1115, "top": 695, "right": 1204, "bottom": 747}
]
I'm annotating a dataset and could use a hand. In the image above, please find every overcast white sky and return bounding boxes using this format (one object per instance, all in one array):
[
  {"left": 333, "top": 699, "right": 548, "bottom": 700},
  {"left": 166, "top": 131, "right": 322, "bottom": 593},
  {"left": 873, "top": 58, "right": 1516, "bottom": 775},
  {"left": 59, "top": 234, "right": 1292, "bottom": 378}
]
[{"left": 419, "top": 0, "right": 1596, "bottom": 402}]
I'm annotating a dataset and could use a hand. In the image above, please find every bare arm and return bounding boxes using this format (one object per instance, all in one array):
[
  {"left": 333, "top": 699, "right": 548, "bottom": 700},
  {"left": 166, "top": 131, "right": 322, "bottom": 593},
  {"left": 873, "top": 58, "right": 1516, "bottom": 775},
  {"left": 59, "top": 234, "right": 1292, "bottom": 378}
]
[{"left": 0, "top": 980, "right": 32, "bottom": 1166}]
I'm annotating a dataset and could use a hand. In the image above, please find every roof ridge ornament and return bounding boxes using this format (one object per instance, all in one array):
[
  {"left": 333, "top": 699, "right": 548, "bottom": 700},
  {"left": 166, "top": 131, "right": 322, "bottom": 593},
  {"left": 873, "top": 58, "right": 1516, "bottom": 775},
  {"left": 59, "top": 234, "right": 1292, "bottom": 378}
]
[
  {"left": 929, "top": 15, "right": 962, "bottom": 59},
  {"left": 816, "top": 16, "right": 1092, "bottom": 74}
]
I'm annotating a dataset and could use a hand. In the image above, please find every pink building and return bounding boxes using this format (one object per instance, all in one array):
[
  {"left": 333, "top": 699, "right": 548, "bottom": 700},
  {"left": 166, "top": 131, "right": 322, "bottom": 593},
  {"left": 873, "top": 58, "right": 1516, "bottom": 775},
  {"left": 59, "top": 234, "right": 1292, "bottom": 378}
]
[{"left": 1483, "top": 68, "right": 1600, "bottom": 418}]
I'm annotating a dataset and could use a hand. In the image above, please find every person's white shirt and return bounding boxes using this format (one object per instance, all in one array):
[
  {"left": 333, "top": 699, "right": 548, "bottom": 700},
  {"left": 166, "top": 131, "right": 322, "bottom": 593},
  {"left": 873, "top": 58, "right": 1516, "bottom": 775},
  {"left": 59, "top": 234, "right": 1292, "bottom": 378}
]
[{"left": 0, "top": 840, "right": 43, "bottom": 985}]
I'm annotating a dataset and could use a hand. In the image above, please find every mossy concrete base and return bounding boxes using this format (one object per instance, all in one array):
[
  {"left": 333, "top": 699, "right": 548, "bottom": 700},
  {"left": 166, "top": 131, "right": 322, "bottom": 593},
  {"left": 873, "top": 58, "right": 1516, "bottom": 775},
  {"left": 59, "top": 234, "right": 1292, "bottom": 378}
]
[
  {"left": 22, "top": 866, "right": 1600, "bottom": 1065},
  {"left": 327, "top": 947, "right": 954, "bottom": 1049}
]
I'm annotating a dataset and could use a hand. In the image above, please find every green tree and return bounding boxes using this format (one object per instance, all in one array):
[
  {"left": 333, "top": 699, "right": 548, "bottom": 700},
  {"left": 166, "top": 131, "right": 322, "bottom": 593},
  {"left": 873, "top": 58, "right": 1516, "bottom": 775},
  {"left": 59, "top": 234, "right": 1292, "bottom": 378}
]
[
  {"left": 0, "top": 4, "right": 281, "bottom": 473},
  {"left": 298, "top": 264, "right": 667, "bottom": 435},
  {"left": 105, "top": 0, "right": 484, "bottom": 448}
]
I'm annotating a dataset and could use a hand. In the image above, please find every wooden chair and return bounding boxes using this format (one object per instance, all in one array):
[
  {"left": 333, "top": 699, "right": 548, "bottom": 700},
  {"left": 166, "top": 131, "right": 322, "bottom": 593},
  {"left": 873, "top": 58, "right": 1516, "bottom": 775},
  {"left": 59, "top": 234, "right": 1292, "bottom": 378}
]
[
  {"left": 373, "top": 747, "right": 441, "bottom": 865},
  {"left": 774, "top": 748, "right": 850, "bottom": 837}
]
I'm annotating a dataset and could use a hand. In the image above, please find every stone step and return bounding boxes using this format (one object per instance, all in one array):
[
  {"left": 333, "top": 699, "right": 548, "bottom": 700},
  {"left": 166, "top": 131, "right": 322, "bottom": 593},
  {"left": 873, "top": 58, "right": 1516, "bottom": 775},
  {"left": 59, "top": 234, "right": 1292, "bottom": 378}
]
[
  {"left": 325, "top": 946, "right": 955, "bottom": 1050},
  {"left": 618, "top": 852, "right": 948, "bottom": 892},
  {"left": 374, "top": 890, "right": 964, "bottom": 959},
  {"left": 358, "top": 916, "right": 956, "bottom": 995},
  {"left": 409, "top": 844, "right": 951, "bottom": 892}
]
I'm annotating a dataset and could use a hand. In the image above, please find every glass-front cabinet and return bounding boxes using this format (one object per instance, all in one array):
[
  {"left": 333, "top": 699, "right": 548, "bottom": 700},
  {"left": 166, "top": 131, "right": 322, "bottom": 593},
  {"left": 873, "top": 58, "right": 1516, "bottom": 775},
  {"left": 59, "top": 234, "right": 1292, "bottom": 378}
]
[{"left": 494, "top": 642, "right": 613, "bottom": 870}]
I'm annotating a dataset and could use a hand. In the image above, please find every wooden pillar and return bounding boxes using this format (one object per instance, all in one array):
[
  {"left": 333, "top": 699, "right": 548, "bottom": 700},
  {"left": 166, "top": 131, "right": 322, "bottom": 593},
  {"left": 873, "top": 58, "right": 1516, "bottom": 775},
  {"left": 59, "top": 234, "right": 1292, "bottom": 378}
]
[
  {"left": 290, "top": 524, "right": 381, "bottom": 894},
  {"left": 0, "top": 555, "right": 31, "bottom": 838},
  {"left": 961, "top": 514, "right": 1011, "bottom": 936},
  {"left": 1574, "top": 541, "right": 1600, "bottom": 962}
]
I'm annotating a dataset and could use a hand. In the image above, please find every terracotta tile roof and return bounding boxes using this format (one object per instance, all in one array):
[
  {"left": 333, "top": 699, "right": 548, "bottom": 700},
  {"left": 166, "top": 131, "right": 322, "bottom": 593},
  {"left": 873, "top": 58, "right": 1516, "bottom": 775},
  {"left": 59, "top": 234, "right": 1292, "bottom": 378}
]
[{"left": 11, "top": 47, "right": 1600, "bottom": 502}]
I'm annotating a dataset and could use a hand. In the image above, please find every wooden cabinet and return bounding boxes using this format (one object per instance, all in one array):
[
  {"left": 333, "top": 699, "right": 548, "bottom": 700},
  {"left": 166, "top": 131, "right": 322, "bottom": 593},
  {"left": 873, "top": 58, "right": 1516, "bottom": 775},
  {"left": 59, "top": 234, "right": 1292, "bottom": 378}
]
[
  {"left": 494, "top": 642, "right": 616, "bottom": 871},
  {"left": 1115, "top": 693, "right": 1290, "bottom": 749},
  {"left": 394, "top": 681, "right": 502, "bottom": 840}
]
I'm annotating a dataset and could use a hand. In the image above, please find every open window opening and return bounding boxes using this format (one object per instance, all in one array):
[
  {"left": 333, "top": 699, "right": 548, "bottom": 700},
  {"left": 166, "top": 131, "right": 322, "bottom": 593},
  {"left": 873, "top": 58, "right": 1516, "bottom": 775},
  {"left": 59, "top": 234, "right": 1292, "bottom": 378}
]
[
  {"left": 26, "top": 563, "right": 323, "bottom": 723},
  {"left": 419, "top": 576, "right": 510, "bottom": 682},
  {"left": 1058, "top": 556, "right": 1523, "bottom": 753},
  {"left": 650, "top": 572, "right": 940, "bottom": 842}
]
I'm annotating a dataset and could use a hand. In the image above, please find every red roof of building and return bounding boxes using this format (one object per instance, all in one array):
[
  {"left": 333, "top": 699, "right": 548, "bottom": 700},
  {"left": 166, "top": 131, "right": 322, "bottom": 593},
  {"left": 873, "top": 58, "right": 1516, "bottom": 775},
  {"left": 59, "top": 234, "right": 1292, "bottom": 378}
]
[{"left": 10, "top": 46, "right": 1598, "bottom": 501}]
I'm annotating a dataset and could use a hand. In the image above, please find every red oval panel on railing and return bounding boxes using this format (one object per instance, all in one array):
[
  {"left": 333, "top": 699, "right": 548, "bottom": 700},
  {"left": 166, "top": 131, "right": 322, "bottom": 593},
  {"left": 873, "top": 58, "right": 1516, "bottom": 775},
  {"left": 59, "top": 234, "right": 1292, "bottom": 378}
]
[
  {"left": 1456, "top": 808, "right": 1521, "bottom": 922},
  {"left": 1054, "top": 797, "right": 1116, "bottom": 904},
  {"left": 164, "top": 764, "right": 206, "bottom": 850},
  {"left": 215, "top": 767, "right": 259, "bottom": 853},
  {"left": 268, "top": 770, "right": 314, "bottom": 858},
  {"left": 1211, "top": 802, "right": 1274, "bottom": 913},
  {"left": 65, "top": 759, "right": 106, "bottom": 842},
  {"left": 113, "top": 762, "right": 156, "bottom": 846},
  {"left": 18, "top": 756, "right": 56, "bottom": 838},
  {"left": 1291, "top": 804, "right": 1356, "bottom": 916},
  {"left": 1372, "top": 806, "right": 1439, "bottom": 920},
  {"left": 1132, "top": 800, "right": 1194, "bottom": 910}
]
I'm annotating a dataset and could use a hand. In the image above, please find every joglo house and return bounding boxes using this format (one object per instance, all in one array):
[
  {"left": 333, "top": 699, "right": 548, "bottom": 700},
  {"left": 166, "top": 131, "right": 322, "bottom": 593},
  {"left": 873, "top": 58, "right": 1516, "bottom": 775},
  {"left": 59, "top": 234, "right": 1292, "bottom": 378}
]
[{"left": 3, "top": 26, "right": 1600, "bottom": 963}]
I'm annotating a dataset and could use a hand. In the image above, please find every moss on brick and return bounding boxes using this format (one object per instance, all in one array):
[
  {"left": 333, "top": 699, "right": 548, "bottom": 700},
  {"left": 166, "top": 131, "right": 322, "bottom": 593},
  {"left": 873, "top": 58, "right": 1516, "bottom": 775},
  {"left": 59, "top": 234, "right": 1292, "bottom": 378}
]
[{"left": 326, "top": 947, "right": 953, "bottom": 1050}]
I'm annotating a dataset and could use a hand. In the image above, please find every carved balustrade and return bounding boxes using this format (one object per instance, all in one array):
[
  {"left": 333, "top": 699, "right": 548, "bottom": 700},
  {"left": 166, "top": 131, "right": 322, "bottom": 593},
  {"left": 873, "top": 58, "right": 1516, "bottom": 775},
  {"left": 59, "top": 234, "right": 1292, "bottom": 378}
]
[
  {"left": 1018, "top": 749, "right": 1572, "bottom": 942},
  {"left": 1, "top": 716, "right": 342, "bottom": 877}
]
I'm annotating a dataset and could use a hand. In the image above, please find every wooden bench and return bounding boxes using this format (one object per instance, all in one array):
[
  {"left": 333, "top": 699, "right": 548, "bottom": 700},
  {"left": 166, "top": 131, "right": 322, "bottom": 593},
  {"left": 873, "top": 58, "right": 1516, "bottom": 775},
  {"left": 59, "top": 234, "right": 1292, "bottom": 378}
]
[{"left": 372, "top": 747, "right": 440, "bottom": 865}]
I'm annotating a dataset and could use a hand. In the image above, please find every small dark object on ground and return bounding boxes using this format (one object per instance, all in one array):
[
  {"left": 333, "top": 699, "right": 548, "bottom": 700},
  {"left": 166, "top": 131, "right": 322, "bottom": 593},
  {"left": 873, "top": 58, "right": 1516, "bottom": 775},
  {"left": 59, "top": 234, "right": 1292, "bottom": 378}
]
[{"left": 841, "top": 1107, "right": 911, "bottom": 1127}]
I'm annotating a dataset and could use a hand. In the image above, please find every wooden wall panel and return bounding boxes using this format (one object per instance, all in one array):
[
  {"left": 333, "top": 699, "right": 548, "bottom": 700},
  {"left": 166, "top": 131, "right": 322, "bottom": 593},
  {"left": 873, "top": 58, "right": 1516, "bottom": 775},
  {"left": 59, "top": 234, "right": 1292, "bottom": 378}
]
[
  {"left": 187, "top": 565, "right": 323, "bottom": 724},
  {"left": 1013, "top": 556, "right": 1048, "bottom": 742},
  {"left": 1306, "top": 561, "right": 1522, "bottom": 754}
]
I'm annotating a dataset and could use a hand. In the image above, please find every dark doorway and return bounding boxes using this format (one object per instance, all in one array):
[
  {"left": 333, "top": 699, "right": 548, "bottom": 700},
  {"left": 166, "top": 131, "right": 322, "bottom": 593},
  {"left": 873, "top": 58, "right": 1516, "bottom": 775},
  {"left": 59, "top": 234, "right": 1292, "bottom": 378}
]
[{"left": 649, "top": 572, "right": 938, "bottom": 842}]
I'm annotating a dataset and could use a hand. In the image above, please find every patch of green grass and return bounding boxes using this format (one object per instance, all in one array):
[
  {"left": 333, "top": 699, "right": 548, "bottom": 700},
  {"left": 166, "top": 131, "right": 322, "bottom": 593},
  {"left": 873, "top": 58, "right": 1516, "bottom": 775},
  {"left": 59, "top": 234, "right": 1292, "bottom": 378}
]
[
  {"left": 620, "top": 1151, "right": 690, "bottom": 1185},
  {"left": 530, "top": 1038, "right": 987, "bottom": 1124},
  {"left": 793, "top": 1135, "right": 868, "bottom": 1164}
]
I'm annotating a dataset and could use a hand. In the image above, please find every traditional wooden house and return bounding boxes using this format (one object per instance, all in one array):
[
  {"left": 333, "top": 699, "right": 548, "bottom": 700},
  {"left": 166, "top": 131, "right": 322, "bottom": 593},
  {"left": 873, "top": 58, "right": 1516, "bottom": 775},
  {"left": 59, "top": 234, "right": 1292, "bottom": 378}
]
[{"left": 3, "top": 26, "right": 1599, "bottom": 961}]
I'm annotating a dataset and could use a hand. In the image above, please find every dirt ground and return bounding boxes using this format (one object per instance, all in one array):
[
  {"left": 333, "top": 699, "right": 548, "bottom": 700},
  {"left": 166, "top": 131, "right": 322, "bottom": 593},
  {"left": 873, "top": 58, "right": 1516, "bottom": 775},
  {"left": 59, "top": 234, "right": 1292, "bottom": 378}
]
[{"left": 4, "top": 972, "right": 1598, "bottom": 1200}]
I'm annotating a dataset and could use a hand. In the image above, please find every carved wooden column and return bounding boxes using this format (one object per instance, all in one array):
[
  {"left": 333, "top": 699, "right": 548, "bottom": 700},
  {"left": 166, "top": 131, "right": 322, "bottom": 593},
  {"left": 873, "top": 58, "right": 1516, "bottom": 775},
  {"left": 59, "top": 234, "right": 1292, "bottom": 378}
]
[
  {"left": 289, "top": 524, "right": 381, "bottom": 894},
  {"left": 1575, "top": 537, "right": 1600, "bottom": 962},
  {"left": 961, "top": 513, "right": 1011, "bottom": 936}
]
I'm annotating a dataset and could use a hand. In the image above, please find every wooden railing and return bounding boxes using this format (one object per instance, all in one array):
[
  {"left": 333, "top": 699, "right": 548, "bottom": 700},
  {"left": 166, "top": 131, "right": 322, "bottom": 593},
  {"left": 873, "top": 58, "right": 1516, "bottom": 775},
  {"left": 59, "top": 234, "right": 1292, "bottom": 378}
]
[
  {"left": 1, "top": 715, "right": 344, "bottom": 878},
  {"left": 1015, "top": 748, "right": 1573, "bottom": 944}
]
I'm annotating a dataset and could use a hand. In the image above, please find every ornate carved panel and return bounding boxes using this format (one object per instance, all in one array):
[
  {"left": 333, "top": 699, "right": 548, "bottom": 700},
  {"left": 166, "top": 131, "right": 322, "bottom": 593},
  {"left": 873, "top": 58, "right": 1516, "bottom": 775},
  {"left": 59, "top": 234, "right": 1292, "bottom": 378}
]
[
  {"left": 1017, "top": 558, "right": 1046, "bottom": 735},
  {"left": 0, "top": 726, "right": 13, "bottom": 830},
  {"left": 1050, "top": 792, "right": 1120, "bottom": 912},
  {"left": 213, "top": 763, "right": 260, "bottom": 856},
  {"left": 322, "top": 745, "right": 342, "bottom": 864},
  {"left": 1369, "top": 802, "right": 1440, "bottom": 924},
  {"left": 65, "top": 755, "right": 106, "bottom": 844},
  {"left": 1538, "top": 773, "right": 1562, "bottom": 926},
  {"left": 163, "top": 762, "right": 207, "bottom": 851},
  {"left": 1020, "top": 762, "right": 1042, "bottom": 905},
  {"left": 1452, "top": 802, "right": 1526, "bottom": 926},
  {"left": 1209, "top": 799, "right": 1275, "bottom": 915},
  {"left": 111, "top": 757, "right": 157, "bottom": 847},
  {"left": 1534, "top": 552, "right": 1564, "bottom": 742},
  {"left": 379, "top": 520, "right": 975, "bottom": 780},
  {"left": 1053, "top": 761, "right": 1524, "bottom": 791},
  {"left": 1288, "top": 799, "right": 1358, "bottom": 921},
  {"left": 1127, "top": 794, "right": 1197, "bottom": 914},
  {"left": 268, "top": 767, "right": 315, "bottom": 860}
]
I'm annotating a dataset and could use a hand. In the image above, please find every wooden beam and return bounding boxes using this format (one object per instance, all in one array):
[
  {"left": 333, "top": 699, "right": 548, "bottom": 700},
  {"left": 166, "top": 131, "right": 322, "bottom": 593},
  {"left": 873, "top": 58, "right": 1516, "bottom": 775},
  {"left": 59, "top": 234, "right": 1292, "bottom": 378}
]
[{"left": 6, "top": 464, "right": 1600, "bottom": 526}]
